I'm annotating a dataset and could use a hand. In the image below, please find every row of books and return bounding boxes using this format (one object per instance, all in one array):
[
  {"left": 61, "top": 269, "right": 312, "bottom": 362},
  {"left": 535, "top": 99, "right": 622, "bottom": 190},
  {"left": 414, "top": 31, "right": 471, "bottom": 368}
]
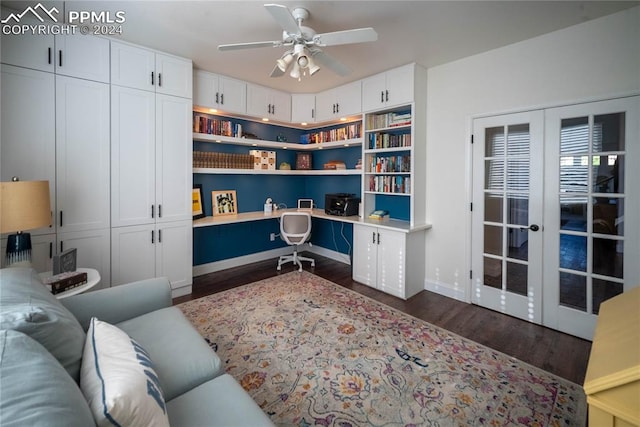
[
  {"left": 366, "top": 112, "right": 412, "bottom": 129},
  {"left": 368, "top": 155, "right": 411, "bottom": 173},
  {"left": 368, "top": 133, "right": 412, "bottom": 149},
  {"left": 368, "top": 175, "right": 411, "bottom": 194},
  {"left": 193, "top": 151, "right": 254, "bottom": 169},
  {"left": 193, "top": 114, "right": 243, "bottom": 137},
  {"left": 300, "top": 123, "right": 362, "bottom": 144}
]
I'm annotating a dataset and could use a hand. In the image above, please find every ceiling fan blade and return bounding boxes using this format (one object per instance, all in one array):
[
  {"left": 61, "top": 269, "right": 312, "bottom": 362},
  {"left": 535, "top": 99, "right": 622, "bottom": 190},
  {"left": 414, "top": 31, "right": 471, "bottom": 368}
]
[
  {"left": 313, "top": 27, "right": 378, "bottom": 47},
  {"left": 310, "top": 49, "right": 351, "bottom": 76},
  {"left": 270, "top": 64, "right": 285, "bottom": 77},
  {"left": 264, "top": 4, "right": 300, "bottom": 35},
  {"left": 218, "top": 40, "right": 283, "bottom": 51}
]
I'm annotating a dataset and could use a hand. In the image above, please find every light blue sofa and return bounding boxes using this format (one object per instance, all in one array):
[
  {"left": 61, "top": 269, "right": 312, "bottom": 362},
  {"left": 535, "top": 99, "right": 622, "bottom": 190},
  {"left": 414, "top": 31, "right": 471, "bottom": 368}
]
[{"left": 0, "top": 268, "right": 275, "bottom": 426}]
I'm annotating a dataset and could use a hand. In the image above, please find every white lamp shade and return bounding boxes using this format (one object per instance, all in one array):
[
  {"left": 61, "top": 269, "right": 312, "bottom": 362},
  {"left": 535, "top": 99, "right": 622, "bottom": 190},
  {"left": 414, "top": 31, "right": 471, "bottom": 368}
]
[
  {"left": 276, "top": 53, "right": 293, "bottom": 72},
  {"left": 0, "top": 180, "right": 51, "bottom": 233},
  {"left": 289, "top": 61, "right": 300, "bottom": 79}
]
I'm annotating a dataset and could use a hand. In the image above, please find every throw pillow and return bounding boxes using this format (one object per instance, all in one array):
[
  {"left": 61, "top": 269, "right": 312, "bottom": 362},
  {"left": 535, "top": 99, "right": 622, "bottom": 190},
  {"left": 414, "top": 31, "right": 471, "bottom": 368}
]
[
  {"left": 80, "top": 317, "right": 170, "bottom": 427},
  {"left": 0, "top": 329, "right": 95, "bottom": 427},
  {"left": 0, "top": 268, "right": 86, "bottom": 382}
]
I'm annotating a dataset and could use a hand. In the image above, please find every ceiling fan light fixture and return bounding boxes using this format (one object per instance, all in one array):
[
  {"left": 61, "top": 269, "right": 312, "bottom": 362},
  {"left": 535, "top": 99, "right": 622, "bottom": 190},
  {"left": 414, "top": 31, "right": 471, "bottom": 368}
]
[
  {"left": 290, "top": 61, "right": 300, "bottom": 79},
  {"left": 276, "top": 52, "right": 294, "bottom": 72},
  {"left": 306, "top": 55, "right": 320, "bottom": 75}
]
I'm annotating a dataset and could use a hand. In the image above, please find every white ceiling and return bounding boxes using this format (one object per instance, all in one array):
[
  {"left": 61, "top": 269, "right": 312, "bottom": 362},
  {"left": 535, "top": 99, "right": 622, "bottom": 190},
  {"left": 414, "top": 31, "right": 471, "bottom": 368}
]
[{"left": 3, "top": 1, "right": 638, "bottom": 93}]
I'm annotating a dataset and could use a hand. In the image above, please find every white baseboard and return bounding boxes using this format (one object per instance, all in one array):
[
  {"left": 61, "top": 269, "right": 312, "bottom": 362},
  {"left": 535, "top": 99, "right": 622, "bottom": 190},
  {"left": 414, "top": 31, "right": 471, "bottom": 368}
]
[
  {"left": 192, "top": 247, "right": 292, "bottom": 277},
  {"left": 171, "top": 285, "right": 192, "bottom": 298},
  {"left": 424, "top": 279, "right": 468, "bottom": 302},
  {"left": 307, "top": 245, "right": 351, "bottom": 265},
  {"left": 192, "top": 245, "right": 351, "bottom": 278}
]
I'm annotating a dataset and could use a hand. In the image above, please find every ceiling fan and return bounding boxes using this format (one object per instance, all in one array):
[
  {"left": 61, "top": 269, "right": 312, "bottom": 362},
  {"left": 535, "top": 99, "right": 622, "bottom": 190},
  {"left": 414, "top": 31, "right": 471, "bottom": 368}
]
[{"left": 217, "top": 4, "right": 378, "bottom": 79}]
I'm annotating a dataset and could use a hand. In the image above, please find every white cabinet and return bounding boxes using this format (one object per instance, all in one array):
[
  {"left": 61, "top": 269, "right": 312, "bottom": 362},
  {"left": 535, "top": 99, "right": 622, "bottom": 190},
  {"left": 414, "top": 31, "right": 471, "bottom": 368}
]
[
  {"left": 352, "top": 224, "right": 425, "bottom": 299},
  {"left": 362, "top": 63, "right": 416, "bottom": 112},
  {"left": 111, "top": 41, "right": 192, "bottom": 98},
  {"left": 1, "top": 32, "right": 109, "bottom": 82},
  {"left": 315, "top": 80, "right": 362, "bottom": 122},
  {"left": 246, "top": 83, "right": 291, "bottom": 122},
  {"left": 193, "top": 70, "right": 246, "bottom": 115},
  {"left": 0, "top": 65, "right": 56, "bottom": 235},
  {"left": 111, "top": 220, "right": 192, "bottom": 293},
  {"left": 111, "top": 86, "right": 192, "bottom": 292},
  {"left": 55, "top": 75, "right": 110, "bottom": 233},
  {"left": 291, "top": 94, "right": 316, "bottom": 124},
  {"left": 1, "top": 65, "right": 110, "bottom": 282},
  {"left": 54, "top": 34, "right": 110, "bottom": 83}
]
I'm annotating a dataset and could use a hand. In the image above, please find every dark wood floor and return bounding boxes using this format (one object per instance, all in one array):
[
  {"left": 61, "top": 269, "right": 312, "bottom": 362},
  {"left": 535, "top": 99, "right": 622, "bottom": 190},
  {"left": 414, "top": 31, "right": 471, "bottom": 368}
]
[{"left": 175, "top": 253, "right": 592, "bottom": 385}]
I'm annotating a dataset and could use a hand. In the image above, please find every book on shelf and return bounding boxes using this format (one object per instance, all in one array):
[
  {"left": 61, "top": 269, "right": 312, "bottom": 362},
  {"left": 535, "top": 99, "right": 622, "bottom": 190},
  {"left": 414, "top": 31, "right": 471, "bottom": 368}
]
[
  {"left": 366, "top": 111, "right": 412, "bottom": 129},
  {"left": 43, "top": 271, "right": 88, "bottom": 294},
  {"left": 368, "top": 133, "right": 412, "bottom": 149},
  {"left": 369, "top": 210, "right": 389, "bottom": 220},
  {"left": 323, "top": 161, "right": 346, "bottom": 170}
]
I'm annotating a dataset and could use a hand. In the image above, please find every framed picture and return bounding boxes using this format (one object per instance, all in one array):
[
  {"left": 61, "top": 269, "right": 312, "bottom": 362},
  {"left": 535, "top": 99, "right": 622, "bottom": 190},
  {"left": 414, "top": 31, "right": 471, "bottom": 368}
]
[
  {"left": 192, "top": 185, "right": 205, "bottom": 219},
  {"left": 296, "top": 152, "right": 312, "bottom": 170},
  {"left": 212, "top": 190, "right": 237, "bottom": 216}
]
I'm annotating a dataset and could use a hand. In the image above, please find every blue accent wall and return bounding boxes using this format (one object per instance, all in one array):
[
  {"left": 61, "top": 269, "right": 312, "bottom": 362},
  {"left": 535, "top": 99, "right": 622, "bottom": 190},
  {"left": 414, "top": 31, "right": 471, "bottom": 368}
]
[{"left": 192, "top": 117, "right": 367, "bottom": 267}]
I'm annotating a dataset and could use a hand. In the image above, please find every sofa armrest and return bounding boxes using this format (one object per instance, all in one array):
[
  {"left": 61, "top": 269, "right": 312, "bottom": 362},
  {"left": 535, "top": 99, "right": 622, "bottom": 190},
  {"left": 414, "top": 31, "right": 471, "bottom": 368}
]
[{"left": 61, "top": 277, "right": 172, "bottom": 331}]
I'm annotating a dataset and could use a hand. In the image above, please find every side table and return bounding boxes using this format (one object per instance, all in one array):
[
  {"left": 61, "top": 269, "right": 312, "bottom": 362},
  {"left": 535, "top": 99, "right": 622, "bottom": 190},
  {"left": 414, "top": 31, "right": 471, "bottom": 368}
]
[{"left": 39, "top": 267, "right": 101, "bottom": 299}]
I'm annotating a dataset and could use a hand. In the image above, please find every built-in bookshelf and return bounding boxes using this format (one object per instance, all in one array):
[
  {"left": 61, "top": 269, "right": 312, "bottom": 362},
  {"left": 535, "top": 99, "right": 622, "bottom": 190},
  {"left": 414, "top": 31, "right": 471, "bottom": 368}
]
[{"left": 362, "top": 106, "right": 417, "bottom": 222}]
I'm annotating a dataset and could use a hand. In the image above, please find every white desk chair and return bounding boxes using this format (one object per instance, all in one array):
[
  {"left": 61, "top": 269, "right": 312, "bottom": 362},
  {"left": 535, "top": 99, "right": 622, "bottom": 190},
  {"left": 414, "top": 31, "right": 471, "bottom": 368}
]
[{"left": 277, "top": 212, "right": 315, "bottom": 272}]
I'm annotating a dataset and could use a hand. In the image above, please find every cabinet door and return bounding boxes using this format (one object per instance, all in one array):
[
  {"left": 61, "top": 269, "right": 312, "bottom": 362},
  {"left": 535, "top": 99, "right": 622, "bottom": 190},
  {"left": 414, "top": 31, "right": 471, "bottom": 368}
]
[
  {"left": 155, "top": 53, "right": 192, "bottom": 98},
  {"left": 315, "top": 88, "right": 337, "bottom": 122},
  {"left": 269, "top": 88, "right": 291, "bottom": 122},
  {"left": 55, "top": 76, "right": 110, "bottom": 232},
  {"left": 1, "top": 234, "right": 56, "bottom": 273},
  {"left": 376, "top": 228, "right": 406, "bottom": 298},
  {"left": 361, "top": 72, "right": 386, "bottom": 112},
  {"left": 111, "top": 224, "right": 156, "bottom": 286},
  {"left": 193, "top": 69, "right": 217, "bottom": 108},
  {"left": 1, "top": 31, "right": 54, "bottom": 72},
  {"left": 156, "top": 94, "right": 192, "bottom": 223},
  {"left": 218, "top": 75, "right": 247, "bottom": 115},
  {"left": 59, "top": 228, "right": 110, "bottom": 289},
  {"left": 291, "top": 94, "right": 316, "bottom": 124},
  {"left": 1, "top": 65, "right": 56, "bottom": 235},
  {"left": 156, "top": 220, "right": 192, "bottom": 290},
  {"left": 385, "top": 64, "right": 414, "bottom": 108},
  {"left": 352, "top": 224, "right": 378, "bottom": 287},
  {"left": 111, "top": 86, "right": 156, "bottom": 227},
  {"left": 246, "top": 84, "right": 270, "bottom": 118},
  {"left": 54, "top": 34, "right": 109, "bottom": 83},
  {"left": 111, "top": 41, "right": 155, "bottom": 91},
  {"left": 334, "top": 81, "right": 362, "bottom": 118}
]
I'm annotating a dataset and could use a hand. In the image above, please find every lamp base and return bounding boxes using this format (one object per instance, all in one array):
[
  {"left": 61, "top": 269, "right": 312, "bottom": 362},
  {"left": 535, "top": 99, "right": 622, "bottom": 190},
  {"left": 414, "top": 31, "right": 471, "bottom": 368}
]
[{"left": 5, "top": 232, "right": 33, "bottom": 268}]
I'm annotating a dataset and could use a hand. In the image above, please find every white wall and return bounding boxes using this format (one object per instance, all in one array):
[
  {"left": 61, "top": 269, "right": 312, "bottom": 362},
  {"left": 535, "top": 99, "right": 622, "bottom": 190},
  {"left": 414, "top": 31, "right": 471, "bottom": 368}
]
[{"left": 424, "top": 6, "right": 640, "bottom": 301}]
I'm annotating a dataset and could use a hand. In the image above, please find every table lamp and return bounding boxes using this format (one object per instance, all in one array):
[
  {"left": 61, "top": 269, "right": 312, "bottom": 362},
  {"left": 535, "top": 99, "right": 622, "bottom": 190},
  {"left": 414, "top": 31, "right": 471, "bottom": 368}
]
[{"left": 0, "top": 177, "right": 52, "bottom": 267}]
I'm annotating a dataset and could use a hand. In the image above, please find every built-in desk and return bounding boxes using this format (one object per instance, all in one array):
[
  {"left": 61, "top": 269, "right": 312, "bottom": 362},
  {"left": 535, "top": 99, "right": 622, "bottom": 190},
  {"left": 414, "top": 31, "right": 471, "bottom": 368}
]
[{"left": 193, "top": 208, "right": 432, "bottom": 233}]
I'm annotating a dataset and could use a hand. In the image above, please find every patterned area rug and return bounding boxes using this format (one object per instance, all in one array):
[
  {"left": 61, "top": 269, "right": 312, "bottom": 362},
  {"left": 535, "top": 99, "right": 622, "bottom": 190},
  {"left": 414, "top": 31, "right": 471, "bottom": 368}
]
[{"left": 178, "top": 271, "right": 586, "bottom": 426}]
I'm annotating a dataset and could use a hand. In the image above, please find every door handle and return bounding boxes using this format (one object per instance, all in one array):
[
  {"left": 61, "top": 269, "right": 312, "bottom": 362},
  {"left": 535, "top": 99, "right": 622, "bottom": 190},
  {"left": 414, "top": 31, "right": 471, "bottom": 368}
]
[{"left": 520, "top": 224, "right": 540, "bottom": 232}]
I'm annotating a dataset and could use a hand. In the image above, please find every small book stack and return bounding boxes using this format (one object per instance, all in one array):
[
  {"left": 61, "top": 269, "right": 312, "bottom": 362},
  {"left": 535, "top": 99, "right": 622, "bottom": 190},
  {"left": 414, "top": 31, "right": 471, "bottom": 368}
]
[
  {"left": 43, "top": 271, "right": 88, "bottom": 295},
  {"left": 368, "top": 210, "right": 389, "bottom": 220},
  {"left": 323, "top": 160, "right": 346, "bottom": 170}
]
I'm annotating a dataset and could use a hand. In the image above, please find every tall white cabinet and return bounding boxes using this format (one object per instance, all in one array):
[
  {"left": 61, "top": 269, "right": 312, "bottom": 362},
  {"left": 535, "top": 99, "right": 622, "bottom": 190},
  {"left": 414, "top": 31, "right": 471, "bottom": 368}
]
[
  {"left": 1, "top": 33, "right": 111, "bottom": 286},
  {"left": 110, "top": 43, "right": 193, "bottom": 297}
]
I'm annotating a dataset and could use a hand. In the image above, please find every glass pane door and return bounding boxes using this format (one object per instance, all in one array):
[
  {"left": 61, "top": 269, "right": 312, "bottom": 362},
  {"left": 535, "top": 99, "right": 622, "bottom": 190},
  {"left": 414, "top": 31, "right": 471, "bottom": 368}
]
[{"left": 472, "top": 111, "right": 544, "bottom": 323}]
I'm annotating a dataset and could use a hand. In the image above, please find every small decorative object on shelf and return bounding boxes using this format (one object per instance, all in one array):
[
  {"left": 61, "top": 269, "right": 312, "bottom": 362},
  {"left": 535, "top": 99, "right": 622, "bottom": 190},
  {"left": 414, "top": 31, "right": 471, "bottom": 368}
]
[
  {"left": 323, "top": 160, "right": 346, "bottom": 170},
  {"left": 279, "top": 162, "right": 291, "bottom": 170},
  {"left": 52, "top": 247, "right": 77, "bottom": 275},
  {"left": 211, "top": 190, "right": 237, "bottom": 216},
  {"left": 43, "top": 271, "right": 88, "bottom": 294},
  {"left": 296, "top": 152, "right": 312, "bottom": 170},
  {"left": 355, "top": 159, "right": 362, "bottom": 169},
  {"left": 251, "top": 150, "right": 276, "bottom": 170}
]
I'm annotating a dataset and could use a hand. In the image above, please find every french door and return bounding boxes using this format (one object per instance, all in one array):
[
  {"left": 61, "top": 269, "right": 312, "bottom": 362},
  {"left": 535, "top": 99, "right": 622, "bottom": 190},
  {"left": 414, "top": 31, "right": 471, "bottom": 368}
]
[
  {"left": 472, "top": 96, "right": 639, "bottom": 340},
  {"left": 471, "top": 111, "right": 544, "bottom": 324}
]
